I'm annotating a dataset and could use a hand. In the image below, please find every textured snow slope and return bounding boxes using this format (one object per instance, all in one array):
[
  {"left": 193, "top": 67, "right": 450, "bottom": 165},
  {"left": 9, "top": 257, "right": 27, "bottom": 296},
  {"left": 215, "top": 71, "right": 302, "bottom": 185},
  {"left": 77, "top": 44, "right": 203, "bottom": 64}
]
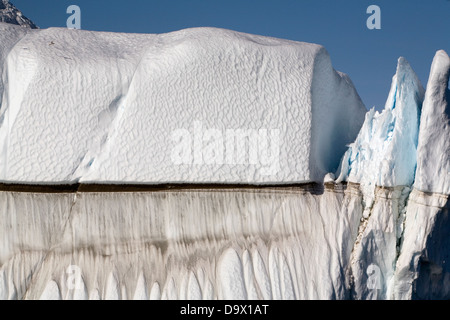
[
  {"left": 0, "top": 23, "right": 27, "bottom": 115},
  {"left": 0, "top": 23, "right": 365, "bottom": 184}
]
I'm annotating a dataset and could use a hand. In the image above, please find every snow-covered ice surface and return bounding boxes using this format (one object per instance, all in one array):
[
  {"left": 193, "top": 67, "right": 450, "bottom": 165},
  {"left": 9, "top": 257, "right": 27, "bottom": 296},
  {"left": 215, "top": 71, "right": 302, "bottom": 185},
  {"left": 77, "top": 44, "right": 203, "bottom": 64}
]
[
  {"left": 0, "top": 19, "right": 448, "bottom": 300},
  {"left": 0, "top": 23, "right": 365, "bottom": 184}
]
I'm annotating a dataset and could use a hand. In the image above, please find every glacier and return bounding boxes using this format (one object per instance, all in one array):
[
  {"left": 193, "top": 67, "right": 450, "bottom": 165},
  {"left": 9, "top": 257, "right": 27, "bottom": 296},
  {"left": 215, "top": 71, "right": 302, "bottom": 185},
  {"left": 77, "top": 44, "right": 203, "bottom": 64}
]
[{"left": 0, "top": 21, "right": 448, "bottom": 300}]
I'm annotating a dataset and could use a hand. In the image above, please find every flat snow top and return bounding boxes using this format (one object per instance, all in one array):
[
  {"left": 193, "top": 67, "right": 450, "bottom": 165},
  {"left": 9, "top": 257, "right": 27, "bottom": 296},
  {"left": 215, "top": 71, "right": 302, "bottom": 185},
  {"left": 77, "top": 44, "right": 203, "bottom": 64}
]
[{"left": 0, "top": 24, "right": 364, "bottom": 184}]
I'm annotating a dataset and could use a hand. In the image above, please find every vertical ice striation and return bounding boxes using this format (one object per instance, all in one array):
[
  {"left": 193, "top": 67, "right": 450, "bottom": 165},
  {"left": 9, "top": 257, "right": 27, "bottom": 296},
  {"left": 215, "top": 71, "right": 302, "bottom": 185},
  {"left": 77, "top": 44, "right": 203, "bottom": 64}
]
[
  {"left": 392, "top": 50, "right": 450, "bottom": 299},
  {"left": 414, "top": 50, "right": 450, "bottom": 195},
  {"left": 0, "top": 186, "right": 363, "bottom": 300},
  {"left": 335, "top": 57, "right": 426, "bottom": 300},
  {"left": 392, "top": 189, "right": 450, "bottom": 299},
  {"left": 342, "top": 51, "right": 450, "bottom": 300}
]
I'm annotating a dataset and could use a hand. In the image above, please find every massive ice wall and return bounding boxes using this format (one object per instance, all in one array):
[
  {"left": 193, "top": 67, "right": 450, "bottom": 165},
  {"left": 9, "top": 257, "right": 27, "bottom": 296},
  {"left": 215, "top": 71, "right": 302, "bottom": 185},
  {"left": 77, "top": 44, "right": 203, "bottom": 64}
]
[
  {"left": 393, "top": 50, "right": 450, "bottom": 299},
  {"left": 335, "top": 51, "right": 450, "bottom": 300},
  {"left": 0, "top": 23, "right": 365, "bottom": 184},
  {"left": 0, "top": 185, "right": 364, "bottom": 300},
  {"left": 0, "top": 20, "right": 448, "bottom": 300},
  {"left": 414, "top": 50, "right": 450, "bottom": 195},
  {"left": 0, "top": 22, "right": 369, "bottom": 300},
  {"left": 336, "top": 57, "right": 425, "bottom": 205},
  {"left": 335, "top": 56, "right": 425, "bottom": 299}
]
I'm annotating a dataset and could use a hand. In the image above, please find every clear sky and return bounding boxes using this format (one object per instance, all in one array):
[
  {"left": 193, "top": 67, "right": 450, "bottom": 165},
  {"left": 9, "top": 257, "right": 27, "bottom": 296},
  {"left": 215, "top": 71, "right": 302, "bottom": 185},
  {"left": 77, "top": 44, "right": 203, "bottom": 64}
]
[{"left": 13, "top": 0, "right": 450, "bottom": 111}]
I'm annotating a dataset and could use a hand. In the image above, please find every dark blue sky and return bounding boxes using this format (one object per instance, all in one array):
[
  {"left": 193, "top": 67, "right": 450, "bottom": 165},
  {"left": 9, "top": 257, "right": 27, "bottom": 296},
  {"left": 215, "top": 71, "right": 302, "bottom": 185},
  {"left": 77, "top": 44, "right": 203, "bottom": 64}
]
[{"left": 14, "top": 0, "right": 450, "bottom": 111}]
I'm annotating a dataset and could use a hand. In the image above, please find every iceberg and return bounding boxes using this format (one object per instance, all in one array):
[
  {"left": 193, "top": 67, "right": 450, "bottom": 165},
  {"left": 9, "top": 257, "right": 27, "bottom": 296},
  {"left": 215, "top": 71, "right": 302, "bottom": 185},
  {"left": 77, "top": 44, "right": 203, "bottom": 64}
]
[
  {"left": 0, "top": 19, "right": 448, "bottom": 300},
  {"left": 336, "top": 57, "right": 425, "bottom": 207},
  {"left": 0, "top": 23, "right": 365, "bottom": 184},
  {"left": 392, "top": 50, "right": 450, "bottom": 299},
  {"left": 414, "top": 50, "right": 450, "bottom": 195},
  {"left": 336, "top": 50, "right": 450, "bottom": 300},
  {"left": 334, "top": 56, "right": 426, "bottom": 299}
]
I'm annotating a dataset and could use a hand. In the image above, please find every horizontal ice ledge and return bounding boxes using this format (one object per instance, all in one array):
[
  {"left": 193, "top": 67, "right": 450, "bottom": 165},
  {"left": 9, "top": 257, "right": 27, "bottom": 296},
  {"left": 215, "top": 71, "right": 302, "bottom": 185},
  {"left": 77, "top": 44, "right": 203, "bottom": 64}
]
[{"left": 0, "top": 23, "right": 365, "bottom": 184}]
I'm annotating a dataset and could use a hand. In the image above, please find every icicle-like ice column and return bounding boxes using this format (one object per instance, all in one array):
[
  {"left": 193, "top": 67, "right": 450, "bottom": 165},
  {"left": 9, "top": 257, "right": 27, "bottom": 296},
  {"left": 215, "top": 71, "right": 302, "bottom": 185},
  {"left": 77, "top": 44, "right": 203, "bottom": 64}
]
[
  {"left": 0, "top": 184, "right": 363, "bottom": 300},
  {"left": 392, "top": 50, "right": 450, "bottom": 299},
  {"left": 335, "top": 51, "right": 450, "bottom": 300}
]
